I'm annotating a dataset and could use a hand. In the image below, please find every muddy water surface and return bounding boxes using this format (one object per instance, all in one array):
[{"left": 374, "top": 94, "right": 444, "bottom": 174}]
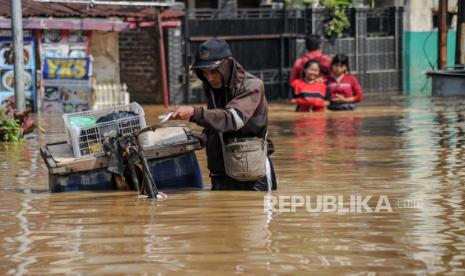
[{"left": 1, "top": 97, "right": 465, "bottom": 274}]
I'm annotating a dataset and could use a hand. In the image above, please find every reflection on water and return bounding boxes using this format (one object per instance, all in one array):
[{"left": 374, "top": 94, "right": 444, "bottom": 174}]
[{"left": 1, "top": 96, "right": 465, "bottom": 274}]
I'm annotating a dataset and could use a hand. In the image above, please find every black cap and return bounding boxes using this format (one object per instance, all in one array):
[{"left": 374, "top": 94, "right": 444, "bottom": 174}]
[{"left": 192, "top": 39, "right": 232, "bottom": 70}]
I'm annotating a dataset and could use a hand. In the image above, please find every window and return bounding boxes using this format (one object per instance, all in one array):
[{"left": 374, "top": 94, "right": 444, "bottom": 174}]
[
  {"left": 237, "top": 0, "right": 261, "bottom": 8},
  {"left": 195, "top": 0, "right": 218, "bottom": 8},
  {"left": 432, "top": 11, "right": 456, "bottom": 29}
]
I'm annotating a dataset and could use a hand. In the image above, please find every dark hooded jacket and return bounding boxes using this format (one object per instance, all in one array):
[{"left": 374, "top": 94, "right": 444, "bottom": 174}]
[{"left": 190, "top": 57, "right": 270, "bottom": 175}]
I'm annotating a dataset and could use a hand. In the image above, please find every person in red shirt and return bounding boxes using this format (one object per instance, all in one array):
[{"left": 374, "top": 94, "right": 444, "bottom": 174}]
[
  {"left": 290, "top": 34, "right": 333, "bottom": 84},
  {"left": 327, "top": 54, "right": 363, "bottom": 111},
  {"left": 291, "top": 60, "right": 330, "bottom": 112}
]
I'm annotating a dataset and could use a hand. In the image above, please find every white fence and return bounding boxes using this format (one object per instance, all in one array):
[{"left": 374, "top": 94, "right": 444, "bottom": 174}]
[{"left": 93, "top": 83, "right": 130, "bottom": 110}]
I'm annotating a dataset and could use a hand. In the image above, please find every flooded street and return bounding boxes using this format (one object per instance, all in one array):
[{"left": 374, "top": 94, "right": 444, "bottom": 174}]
[{"left": 2, "top": 96, "right": 465, "bottom": 274}]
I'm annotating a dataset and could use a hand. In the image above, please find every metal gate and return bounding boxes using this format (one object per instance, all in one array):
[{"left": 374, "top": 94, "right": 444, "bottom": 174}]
[{"left": 182, "top": 6, "right": 403, "bottom": 103}]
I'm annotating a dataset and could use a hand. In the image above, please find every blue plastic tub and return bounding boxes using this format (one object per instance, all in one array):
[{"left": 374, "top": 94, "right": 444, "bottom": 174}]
[
  {"left": 148, "top": 152, "right": 203, "bottom": 190},
  {"left": 41, "top": 136, "right": 204, "bottom": 193},
  {"left": 49, "top": 169, "right": 114, "bottom": 192},
  {"left": 48, "top": 152, "right": 203, "bottom": 192}
]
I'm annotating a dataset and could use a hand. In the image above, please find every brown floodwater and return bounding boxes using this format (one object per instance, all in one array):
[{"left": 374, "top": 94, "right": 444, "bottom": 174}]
[{"left": 2, "top": 96, "right": 465, "bottom": 274}]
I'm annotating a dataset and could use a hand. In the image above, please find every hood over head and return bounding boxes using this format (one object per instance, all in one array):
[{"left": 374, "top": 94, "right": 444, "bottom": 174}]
[{"left": 195, "top": 57, "right": 246, "bottom": 97}]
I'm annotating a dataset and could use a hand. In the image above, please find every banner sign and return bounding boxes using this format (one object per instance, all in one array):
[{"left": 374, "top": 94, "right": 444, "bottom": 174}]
[
  {"left": 42, "top": 57, "right": 92, "bottom": 114},
  {"left": 43, "top": 57, "right": 91, "bottom": 80},
  {"left": 0, "top": 31, "right": 37, "bottom": 111}
]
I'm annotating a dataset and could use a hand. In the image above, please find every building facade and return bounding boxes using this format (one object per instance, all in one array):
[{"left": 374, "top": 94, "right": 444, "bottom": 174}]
[{"left": 403, "top": 0, "right": 458, "bottom": 95}]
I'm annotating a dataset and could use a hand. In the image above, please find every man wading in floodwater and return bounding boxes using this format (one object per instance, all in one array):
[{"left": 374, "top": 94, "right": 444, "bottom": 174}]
[{"left": 170, "top": 39, "right": 277, "bottom": 191}]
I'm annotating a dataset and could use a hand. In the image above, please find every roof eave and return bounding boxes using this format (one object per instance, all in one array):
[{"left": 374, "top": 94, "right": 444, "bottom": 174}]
[{"left": 34, "top": 0, "right": 176, "bottom": 7}]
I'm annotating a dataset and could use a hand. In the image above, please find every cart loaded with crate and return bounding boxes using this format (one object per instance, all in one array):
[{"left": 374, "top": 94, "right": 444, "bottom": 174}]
[{"left": 40, "top": 103, "right": 203, "bottom": 195}]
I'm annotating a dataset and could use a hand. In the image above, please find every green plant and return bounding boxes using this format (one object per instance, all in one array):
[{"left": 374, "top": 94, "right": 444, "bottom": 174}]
[
  {"left": 321, "top": 0, "right": 355, "bottom": 5},
  {"left": 320, "top": 0, "right": 353, "bottom": 39},
  {"left": 285, "top": 0, "right": 319, "bottom": 8},
  {"left": 303, "top": 0, "right": 318, "bottom": 5},
  {"left": 285, "top": 0, "right": 302, "bottom": 8},
  {"left": 0, "top": 108, "right": 22, "bottom": 142}
]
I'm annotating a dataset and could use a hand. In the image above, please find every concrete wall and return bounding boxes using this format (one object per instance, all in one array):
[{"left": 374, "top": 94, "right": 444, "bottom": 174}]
[
  {"left": 405, "top": 0, "right": 457, "bottom": 31},
  {"left": 89, "top": 31, "right": 120, "bottom": 84},
  {"left": 119, "top": 29, "right": 162, "bottom": 104},
  {"left": 403, "top": 31, "right": 456, "bottom": 95},
  {"left": 403, "top": 0, "right": 458, "bottom": 95}
]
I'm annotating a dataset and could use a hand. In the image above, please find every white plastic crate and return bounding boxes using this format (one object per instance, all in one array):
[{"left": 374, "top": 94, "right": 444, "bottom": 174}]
[{"left": 63, "top": 102, "right": 147, "bottom": 159}]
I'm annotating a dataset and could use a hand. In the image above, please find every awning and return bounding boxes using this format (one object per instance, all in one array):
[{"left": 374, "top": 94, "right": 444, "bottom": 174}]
[
  {"left": 0, "top": 0, "right": 184, "bottom": 21},
  {"left": 0, "top": 0, "right": 184, "bottom": 31},
  {"left": 0, "top": 17, "right": 181, "bottom": 31}
]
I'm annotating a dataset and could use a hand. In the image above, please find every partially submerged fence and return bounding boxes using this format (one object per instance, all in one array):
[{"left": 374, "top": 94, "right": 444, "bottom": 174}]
[
  {"left": 93, "top": 83, "right": 130, "bottom": 110},
  {"left": 182, "top": 6, "right": 403, "bottom": 103}
]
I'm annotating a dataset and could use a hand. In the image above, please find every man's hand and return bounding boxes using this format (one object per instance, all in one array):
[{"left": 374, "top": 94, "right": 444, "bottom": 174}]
[{"left": 171, "top": 106, "right": 195, "bottom": 120}]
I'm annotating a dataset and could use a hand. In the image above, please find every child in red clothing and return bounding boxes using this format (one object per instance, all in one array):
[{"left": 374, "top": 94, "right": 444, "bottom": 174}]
[
  {"left": 327, "top": 54, "right": 363, "bottom": 111},
  {"left": 290, "top": 35, "right": 332, "bottom": 84},
  {"left": 291, "top": 60, "right": 330, "bottom": 112}
]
